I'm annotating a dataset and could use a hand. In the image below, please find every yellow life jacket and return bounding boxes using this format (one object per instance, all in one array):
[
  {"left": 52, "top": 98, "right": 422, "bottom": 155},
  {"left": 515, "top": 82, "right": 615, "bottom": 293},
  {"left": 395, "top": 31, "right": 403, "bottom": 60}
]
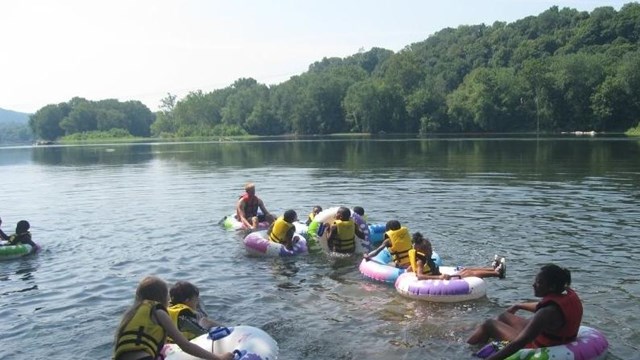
[
  {"left": 408, "top": 249, "right": 435, "bottom": 274},
  {"left": 331, "top": 219, "right": 356, "bottom": 253},
  {"left": 268, "top": 216, "right": 293, "bottom": 244},
  {"left": 167, "top": 303, "right": 199, "bottom": 341},
  {"left": 386, "top": 227, "right": 412, "bottom": 267},
  {"left": 114, "top": 300, "right": 166, "bottom": 360}
]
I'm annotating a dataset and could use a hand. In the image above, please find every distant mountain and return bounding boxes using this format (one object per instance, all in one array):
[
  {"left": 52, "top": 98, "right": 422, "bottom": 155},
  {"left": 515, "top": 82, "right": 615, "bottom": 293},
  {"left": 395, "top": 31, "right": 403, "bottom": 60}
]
[{"left": 0, "top": 108, "right": 30, "bottom": 124}]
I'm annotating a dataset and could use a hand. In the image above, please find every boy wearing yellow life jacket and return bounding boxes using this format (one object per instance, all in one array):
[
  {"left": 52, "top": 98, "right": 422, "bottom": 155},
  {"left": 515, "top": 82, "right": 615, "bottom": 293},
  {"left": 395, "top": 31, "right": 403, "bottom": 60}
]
[
  {"left": 325, "top": 207, "right": 366, "bottom": 254},
  {"left": 167, "top": 281, "right": 222, "bottom": 342},
  {"left": 305, "top": 206, "right": 322, "bottom": 225},
  {"left": 267, "top": 209, "right": 298, "bottom": 250},
  {"left": 364, "top": 220, "right": 412, "bottom": 268}
]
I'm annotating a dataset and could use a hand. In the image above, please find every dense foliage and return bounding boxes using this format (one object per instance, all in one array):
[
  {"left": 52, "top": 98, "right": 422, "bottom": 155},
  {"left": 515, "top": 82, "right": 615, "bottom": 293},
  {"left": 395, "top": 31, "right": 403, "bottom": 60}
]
[
  {"left": 29, "top": 4, "right": 640, "bottom": 139},
  {"left": 29, "top": 97, "right": 154, "bottom": 141}
]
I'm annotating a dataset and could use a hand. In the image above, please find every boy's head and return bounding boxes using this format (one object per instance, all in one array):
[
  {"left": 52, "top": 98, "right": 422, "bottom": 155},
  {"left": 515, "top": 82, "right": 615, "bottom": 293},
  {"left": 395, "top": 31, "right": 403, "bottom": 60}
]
[
  {"left": 337, "top": 207, "right": 351, "bottom": 220},
  {"left": 170, "top": 281, "right": 200, "bottom": 305},
  {"left": 16, "top": 220, "right": 30, "bottom": 234},
  {"left": 312, "top": 206, "right": 322, "bottom": 215},
  {"left": 283, "top": 209, "right": 297, "bottom": 223},
  {"left": 412, "top": 232, "right": 433, "bottom": 255},
  {"left": 385, "top": 220, "right": 401, "bottom": 231},
  {"left": 353, "top": 206, "right": 364, "bottom": 216}
]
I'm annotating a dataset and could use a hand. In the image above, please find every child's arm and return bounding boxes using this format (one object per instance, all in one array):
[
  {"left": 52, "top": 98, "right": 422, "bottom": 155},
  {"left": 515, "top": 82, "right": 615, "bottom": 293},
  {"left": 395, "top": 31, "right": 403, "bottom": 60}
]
[
  {"left": 155, "top": 308, "right": 233, "bottom": 360},
  {"left": 363, "top": 239, "right": 389, "bottom": 260}
]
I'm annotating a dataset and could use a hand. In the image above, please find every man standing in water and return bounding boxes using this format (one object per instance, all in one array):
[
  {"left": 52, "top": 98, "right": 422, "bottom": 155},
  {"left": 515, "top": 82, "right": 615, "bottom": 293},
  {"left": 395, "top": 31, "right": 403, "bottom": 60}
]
[{"left": 236, "top": 182, "right": 275, "bottom": 230}]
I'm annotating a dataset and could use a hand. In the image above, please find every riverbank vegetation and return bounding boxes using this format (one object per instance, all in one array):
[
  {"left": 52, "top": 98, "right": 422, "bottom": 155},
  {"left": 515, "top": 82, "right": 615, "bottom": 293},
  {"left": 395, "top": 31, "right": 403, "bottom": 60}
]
[{"left": 28, "top": 4, "right": 640, "bottom": 141}]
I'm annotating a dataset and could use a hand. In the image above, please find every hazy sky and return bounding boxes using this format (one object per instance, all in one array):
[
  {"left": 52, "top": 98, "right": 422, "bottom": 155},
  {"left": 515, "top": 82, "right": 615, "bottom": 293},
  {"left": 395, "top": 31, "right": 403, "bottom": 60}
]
[{"left": 0, "top": 0, "right": 631, "bottom": 113}]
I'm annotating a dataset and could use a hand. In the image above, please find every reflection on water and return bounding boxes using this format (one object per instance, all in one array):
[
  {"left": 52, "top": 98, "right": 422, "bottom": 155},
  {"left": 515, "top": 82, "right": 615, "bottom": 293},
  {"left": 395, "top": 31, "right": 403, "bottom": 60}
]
[{"left": 0, "top": 136, "right": 638, "bottom": 359}]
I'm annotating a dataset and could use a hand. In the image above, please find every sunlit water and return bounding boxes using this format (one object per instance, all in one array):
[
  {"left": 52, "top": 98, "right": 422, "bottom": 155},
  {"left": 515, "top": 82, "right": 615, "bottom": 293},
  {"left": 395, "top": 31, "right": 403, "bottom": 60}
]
[{"left": 0, "top": 136, "right": 638, "bottom": 359}]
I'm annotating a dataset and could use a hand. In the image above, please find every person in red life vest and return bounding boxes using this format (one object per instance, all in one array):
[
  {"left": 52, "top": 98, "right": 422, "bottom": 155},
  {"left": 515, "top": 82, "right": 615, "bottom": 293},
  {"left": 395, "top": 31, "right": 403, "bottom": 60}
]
[
  {"left": 467, "top": 264, "right": 583, "bottom": 360},
  {"left": 235, "top": 182, "right": 274, "bottom": 230}
]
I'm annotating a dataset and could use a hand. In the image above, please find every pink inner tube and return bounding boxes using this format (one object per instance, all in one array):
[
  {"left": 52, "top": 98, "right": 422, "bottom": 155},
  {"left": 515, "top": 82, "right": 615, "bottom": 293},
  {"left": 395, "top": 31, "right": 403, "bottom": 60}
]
[
  {"left": 243, "top": 230, "right": 308, "bottom": 257},
  {"left": 395, "top": 267, "right": 487, "bottom": 302}
]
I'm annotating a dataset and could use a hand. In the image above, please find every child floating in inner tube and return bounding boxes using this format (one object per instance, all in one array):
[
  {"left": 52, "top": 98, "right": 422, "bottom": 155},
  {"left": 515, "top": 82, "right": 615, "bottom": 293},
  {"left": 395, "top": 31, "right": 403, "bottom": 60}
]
[
  {"left": 3, "top": 220, "right": 40, "bottom": 254},
  {"left": 363, "top": 220, "right": 413, "bottom": 268},
  {"left": 467, "top": 264, "right": 581, "bottom": 360},
  {"left": 113, "top": 276, "right": 234, "bottom": 360},
  {"left": 305, "top": 205, "right": 322, "bottom": 225},
  {"left": 267, "top": 209, "right": 298, "bottom": 250},
  {"left": 167, "top": 281, "right": 223, "bottom": 342},
  {"left": 325, "top": 207, "right": 366, "bottom": 254},
  {"left": 409, "top": 232, "right": 505, "bottom": 280}
]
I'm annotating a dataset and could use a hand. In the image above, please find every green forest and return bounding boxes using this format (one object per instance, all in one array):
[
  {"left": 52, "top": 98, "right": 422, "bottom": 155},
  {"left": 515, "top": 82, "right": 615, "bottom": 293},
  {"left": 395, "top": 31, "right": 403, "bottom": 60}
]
[{"left": 28, "top": 3, "right": 640, "bottom": 141}]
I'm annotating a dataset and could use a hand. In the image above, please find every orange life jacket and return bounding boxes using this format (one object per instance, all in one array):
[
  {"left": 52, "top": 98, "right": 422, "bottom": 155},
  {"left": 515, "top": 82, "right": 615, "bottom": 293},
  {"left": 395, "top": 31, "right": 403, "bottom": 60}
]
[{"left": 530, "top": 288, "right": 583, "bottom": 348}]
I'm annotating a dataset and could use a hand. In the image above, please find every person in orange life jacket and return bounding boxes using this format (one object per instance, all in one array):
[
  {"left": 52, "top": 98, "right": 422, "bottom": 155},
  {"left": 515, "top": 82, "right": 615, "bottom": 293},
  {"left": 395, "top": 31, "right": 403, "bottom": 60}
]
[
  {"left": 0, "top": 216, "right": 9, "bottom": 240},
  {"left": 113, "top": 276, "right": 234, "bottom": 360},
  {"left": 408, "top": 232, "right": 505, "bottom": 280},
  {"left": 5, "top": 220, "right": 39, "bottom": 254},
  {"left": 236, "top": 182, "right": 274, "bottom": 230},
  {"left": 167, "top": 281, "right": 222, "bottom": 342},
  {"left": 325, "top": 207, "right": 366, "bottom": 254},
  {"left": 267, "top": 209, "right": 298, "bottom": 250},
  {"left": 467, "top": 264, "right": 582, "bottom": 360},
  {"left": 363, "top": 220, "right": 412, "bottom": 268},
  {"left": 305, "top": 205, "right": 322, "bottom": 225}
]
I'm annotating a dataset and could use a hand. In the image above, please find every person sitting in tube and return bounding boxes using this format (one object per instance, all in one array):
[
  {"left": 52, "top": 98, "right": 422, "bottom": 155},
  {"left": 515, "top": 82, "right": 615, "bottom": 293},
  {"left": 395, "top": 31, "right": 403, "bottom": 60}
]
[
  {"left": 408, "top": 232, "right": 505, "bottom": 280},
  {"left": 113, "top": 276, "right": 234, "bottom": 360},
  {"left": 305, "top": 205, "right": 322, "bottom": 225},
  {"left": 466, "top": 264, "right": 581, "bottom": 360},
  {"left": 167, "top": 281, "right": 223, "bottom": 342},
  {"left": 363, "top": 220, "right": 412, "bottom": 268},
  {"left": 267, "top": 209, "right": 298, "bottom": 250},
  {"left": 325, "top": 207, "right": 366, "bottom": 254},
  {"left": 236, "top": 182, "right": 275, "bottom": 230},
  {"left": 3, "top": 220, "right": 40, "bottom": 254}
]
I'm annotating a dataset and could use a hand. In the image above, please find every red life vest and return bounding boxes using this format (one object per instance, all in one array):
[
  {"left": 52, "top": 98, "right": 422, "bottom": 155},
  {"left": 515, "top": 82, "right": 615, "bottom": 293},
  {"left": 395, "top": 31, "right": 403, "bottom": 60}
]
[
  {"left": 530, "top": 288, "right": 583, "bottom": 348},
  {"left": 237, "top": 193, "right": 260, "bottom": 218}
]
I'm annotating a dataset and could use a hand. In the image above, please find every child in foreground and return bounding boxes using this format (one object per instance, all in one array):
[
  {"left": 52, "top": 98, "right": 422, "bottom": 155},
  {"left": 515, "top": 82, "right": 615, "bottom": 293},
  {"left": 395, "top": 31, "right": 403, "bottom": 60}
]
[
  {"left": 113, "top": 276, "right": 234, "bottom": 360},
  {"left": 168, "top": 281, "right": 222, "bottom": 341}
]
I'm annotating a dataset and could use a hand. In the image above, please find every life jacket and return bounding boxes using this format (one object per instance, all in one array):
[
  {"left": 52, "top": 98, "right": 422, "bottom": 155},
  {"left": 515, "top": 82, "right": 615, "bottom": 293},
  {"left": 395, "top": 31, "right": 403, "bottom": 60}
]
[
  {"left": 331, "top": 219, "right": 356, "bottom": 253},
  {"left": 114, "top": 300, "right": 166, "bottom": 360},
  {"left": 529, "top": 288, "right": 583, "bottom": 348},
  {"left": 237, "top": 193, "right": 260, "bottom": 218},
  {"left": 167, "top": 303, "right": 199, "bottom": 341},
  {"left": 8, "top": 231, "right": 30, "bottom": 245},
  {"left": 386, "top": 227, "right": 412, "bottom": 267},
  {"left": 306, "top": 212, "right": 316, "bottom": 225},
  {"left": 269, "top": 216, "right": 293, "bottom": 244},
  {"left": 408, "top": 249, "right": 439, "bottom": 275}
]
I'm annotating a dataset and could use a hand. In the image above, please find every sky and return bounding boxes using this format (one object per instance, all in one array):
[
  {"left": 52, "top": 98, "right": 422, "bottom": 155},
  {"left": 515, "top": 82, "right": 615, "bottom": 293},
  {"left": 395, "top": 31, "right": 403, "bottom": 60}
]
[{"left": 0, "top": 0, "right": 632, "bottom": 114}]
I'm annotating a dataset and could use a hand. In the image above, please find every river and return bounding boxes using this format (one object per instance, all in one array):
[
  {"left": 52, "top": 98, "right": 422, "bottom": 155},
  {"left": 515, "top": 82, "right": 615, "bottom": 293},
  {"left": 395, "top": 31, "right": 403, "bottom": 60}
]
[{"left": 0, "top": 135, "right": 638, "bottom": 359}]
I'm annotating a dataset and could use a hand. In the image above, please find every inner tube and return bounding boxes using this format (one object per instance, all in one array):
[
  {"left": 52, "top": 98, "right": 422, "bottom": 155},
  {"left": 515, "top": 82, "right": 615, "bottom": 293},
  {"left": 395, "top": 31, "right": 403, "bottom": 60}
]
[
  {"left": 306, "top": 206, "right": 370, "bottom": 253},
  {"left": 477, "top": 326, "right": 608, "bottom": 360},
  {"left": 395, "top": 266, "right": 487, "bottom": 302},
  {"left": 0, "top": 242, "right": 33, "bottom": 261},
  {"left": 243, "top": 230, "right": 308, "bottom": 257},
  {"left": 163, "top": 325, "right": 278, "bottom": 360},
  {"left": 221, "top": 213, "right": 270, "bottom": 231},
  {"left": 367, "top": 223, "right": 386, "bottom": 246},
  {"left": 359, "top": 248, "right": 443, "bottom": 284}
]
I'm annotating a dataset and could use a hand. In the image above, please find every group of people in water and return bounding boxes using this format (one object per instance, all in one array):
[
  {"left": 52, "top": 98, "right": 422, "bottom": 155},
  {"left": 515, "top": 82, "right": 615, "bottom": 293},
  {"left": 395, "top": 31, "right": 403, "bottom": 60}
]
[
  {"left": 111, "top": 182, "right": 584, "bottom": 360},
  {"left": 232, "top": 182, "right": 585, "bottom": 360},
  {"left": 0, "top": 216, "right": 39, "bottom": 254}
]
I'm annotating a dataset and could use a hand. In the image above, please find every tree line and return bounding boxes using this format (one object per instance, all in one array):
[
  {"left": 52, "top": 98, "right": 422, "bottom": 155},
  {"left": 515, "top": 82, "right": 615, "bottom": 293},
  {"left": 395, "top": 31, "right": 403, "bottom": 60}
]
[{"left": 29, "top": 3, "right": 640, "bottom": 141}]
